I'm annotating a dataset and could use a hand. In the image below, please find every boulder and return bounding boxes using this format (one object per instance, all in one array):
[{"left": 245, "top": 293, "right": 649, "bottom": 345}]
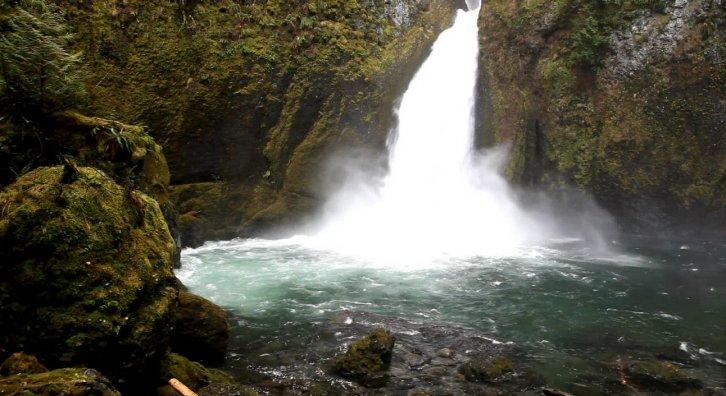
[
  {"left": 332, "top": 328, "right": 396, "bottom": 387},
  {"left": 198, "top": 383, "right": 260, "bottom": 396},
  {"left": 156, "top": 353, "right": 236, "bottom": 395},
  {"left": 0, "top": 166, "right": 178, "bottom": 390},
  {"left": 624, "top": 360, "right": 702, "bottom": 393},
  {"left": 459, "top": 356, "right": 516, "bottom": 383},
  {"left": 0, "top": 353, "right": 48, "bottom": 376},
  {"left": 172, "top": 291, "right": 230, "bottom": 364},
  {"left": 0, "top": 368, "right": 120, "bottom": 395}
]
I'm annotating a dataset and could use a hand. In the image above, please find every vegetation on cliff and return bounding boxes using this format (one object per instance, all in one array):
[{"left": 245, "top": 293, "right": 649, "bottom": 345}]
[
  {"left": 0, "top": 0, "right": 86, "bottom": 115},
  {"left": 477, "top": 0, "right": 724, "bottom": 235},
  {"left": 50, "top": 0, "right": 464, "bottom": 244}
]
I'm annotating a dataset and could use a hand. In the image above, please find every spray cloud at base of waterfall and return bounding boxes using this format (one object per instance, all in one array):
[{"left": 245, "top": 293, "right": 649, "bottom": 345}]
[{"left": 290, "top": 5, "right": 616, "bottom": 265}]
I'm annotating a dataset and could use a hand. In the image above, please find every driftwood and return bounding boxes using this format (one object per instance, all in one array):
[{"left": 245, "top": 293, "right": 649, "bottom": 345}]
[{"left": 169, "top": 378, "right": 198, "bottom": 396}]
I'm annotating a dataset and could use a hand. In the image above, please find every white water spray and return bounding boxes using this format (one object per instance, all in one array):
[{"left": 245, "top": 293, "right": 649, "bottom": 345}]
[{"left": 304, "top": 5, "right": 550, "bottom": 264}]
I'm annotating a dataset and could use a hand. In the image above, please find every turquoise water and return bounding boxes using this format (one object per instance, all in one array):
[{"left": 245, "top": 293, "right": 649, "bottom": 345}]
[{"left": 177, "top": 238, "right": 726, "bottom": 392}]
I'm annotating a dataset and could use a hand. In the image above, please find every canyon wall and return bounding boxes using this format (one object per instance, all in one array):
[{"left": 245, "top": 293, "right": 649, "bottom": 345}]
[
  {"left": 476, "top": 0, "right": 724, "bottom": 238},
  {"left": 59, "top": 0, "right": 465, "bottom": 246}
]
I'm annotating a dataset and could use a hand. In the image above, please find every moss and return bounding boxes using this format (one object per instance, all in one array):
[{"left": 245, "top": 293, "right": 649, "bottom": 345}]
[
  {"left": 45, "top": 0, "right": 463, "bottom": 243},
  {"left": 0, "top": 353, "right": 48, "bottom": 376},
  {"left": 332, "top": 328, "right": 395, "bottom": 387},
  {"left": 625, "top": 360, "right": 702, "bottom": 392},
  {"left": 477, "top": 0, "right": 725, "bottom": 233},
  {"left": 459, "top": 356, "right": 516, "bottom": 383},
  {"left": 0, "top": 367, "right": 120, "bottom": 396},
  {"left": 172, "top": 291, "right": 230, "bottom": 364},
  {"left": 0, "top": 166, "right": 176, "bottom": 390},
  {"left": 157, "top": 353, "right": 235, "bottom": 394}
]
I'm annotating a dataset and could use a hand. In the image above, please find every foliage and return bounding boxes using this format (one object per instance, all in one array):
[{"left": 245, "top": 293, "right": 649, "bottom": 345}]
[{"left": 0, "top": 0, "right": 86, "bottom": 114}]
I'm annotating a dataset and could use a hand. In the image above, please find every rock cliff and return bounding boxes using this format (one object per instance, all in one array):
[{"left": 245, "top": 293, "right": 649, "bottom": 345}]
[
  {"left": 476, "top": 0, "right": 724, "bottom": 238},
  {"left": 58, "top": 0, "right": 466, "bottom": 245}
]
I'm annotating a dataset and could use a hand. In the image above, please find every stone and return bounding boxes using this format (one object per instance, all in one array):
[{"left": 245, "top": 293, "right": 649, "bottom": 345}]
[
  {"left": 0, "top": 368, "right": 120, "bottom": 395},
  {"left": 156, "top": 353, "right": 238, "bottom": 395},
  {"left": 172, "top": 291, "right": 230, "bottom": 364},
  {"left": 0, "top": 166, "right": 177, "bottom": 391},
  {"left": 436, "top": 348, "right": 455, "bottom": 358},
  {"left": 0, "top": 353, "right": 48, "bottom": 376},
  {"left": 332, "top": 328, "right": 396, "bottom": 387},
  {"left": 459, "top": 356, "right": 516, "bottom": 383},
  {"left": 624, "top": 360, "right": 702, "bottom": 393},
  {"left": 198, "top": 383, "right": 260, "bottom": 396}
]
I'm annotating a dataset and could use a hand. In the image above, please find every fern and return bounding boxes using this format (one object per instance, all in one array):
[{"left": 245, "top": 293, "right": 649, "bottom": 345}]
[{"left": 0, "top": 0, "right": 87, "bottom": 114}]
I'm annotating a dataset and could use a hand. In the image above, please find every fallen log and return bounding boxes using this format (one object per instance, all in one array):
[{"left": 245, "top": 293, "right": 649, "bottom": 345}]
[{"left": 169, "top": 378, "right": 198, "bottom": 396}]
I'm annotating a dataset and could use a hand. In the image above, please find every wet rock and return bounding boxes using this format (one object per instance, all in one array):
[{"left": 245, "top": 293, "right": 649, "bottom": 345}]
[
  {"left": 172, "top": 291, "right": 230, "bottom": 364},
  {"left": 0, "top": 353, "right": 48, "bottom": 376},
  {"left": 156, "top": 353, "right": 236, "bottom": 395},
  {"left": 0, "top": 368, "right": 120, "bottom": 395},
  {"left": 198, "top": 383, "right": 259, "bottom": 396},
  {"left": 476, "top": 0, "right": 725, "bottom": 238},
  {"left": 625, "top": 360, "right": 702, "bottom": 393},
  {"left": 315, "top": 311, "right": 539, "bottom": 394},
  {"left": 0, "top": 166, "right": 178, "bottom": 390},
  {"left": 332, "top": 328, "right": 396, "bottom": 387},
  {"left": 437, "top": 348, "right": 455, "bottom": 358},
  {"left": 541, "top": 388, "right": 575, "bottom": 396},
  {"left": 459, "top": 356, "right": 516, "bottom": 383}
]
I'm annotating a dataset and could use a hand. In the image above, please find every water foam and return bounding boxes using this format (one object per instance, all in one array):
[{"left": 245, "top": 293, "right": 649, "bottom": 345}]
[{"left": 304, "top": 6, "right": 548, "bottom": 264}]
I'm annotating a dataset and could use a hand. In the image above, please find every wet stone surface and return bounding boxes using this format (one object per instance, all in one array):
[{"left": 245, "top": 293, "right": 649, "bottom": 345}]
[{"left": 242, "top": 311, "right": 548, "bottom": 395}]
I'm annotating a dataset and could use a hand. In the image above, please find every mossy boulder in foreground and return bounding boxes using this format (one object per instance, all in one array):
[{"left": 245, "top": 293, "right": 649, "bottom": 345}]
[
  {"left": 332, "top": 328, "right": 396, "bottom": 387},
  {"left": 172, "top": 291, "right": 230, "bottom": 365},
  {"left": 0, "top": 353, "right": 48, "bottom": 376},
  {"left": 0, "top": 166, "right": 177, "bottom": 389},
  {"left": 0, "top": 367, "right": 120, "bottom": 396},
  {"left": 155, "top": 353, "right": 256, "bottom": 396}
]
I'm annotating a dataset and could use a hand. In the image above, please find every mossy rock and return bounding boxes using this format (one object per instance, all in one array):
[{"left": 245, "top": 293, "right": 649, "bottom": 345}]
[
  {"left": 156, "top": 353, "right": 236, "bottom": 395},
  {"left": 625, "top": 360, "right": 702, "bottom": 393},
  {"left": 476, "top": 0, "right": 726, "bottom": 236},
  {"left": 171, "top": 291, "right": 230, "bottom": 364},
  {"left": 0, "top": 353, "right": 48, "bottom": 376},
  {"left": 0, "top": 368, "right": 120, "bottom": 396},
  {"left": 0, "top": 166, "right": 177, "bottom": 390},
  {"left": 198, "top": 383, "right": 260, "bottom": 396},
  {"left": 458, "top": 356, "right": 516, "bottom": 383},
  {"left": 332, "top": 328, "right": 396, "bottom": 388}
]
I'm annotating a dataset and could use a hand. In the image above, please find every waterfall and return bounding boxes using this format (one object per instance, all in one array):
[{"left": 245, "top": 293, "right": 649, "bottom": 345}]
[{"left": 307, "top": 5, "right": 545, "bottom": 264}]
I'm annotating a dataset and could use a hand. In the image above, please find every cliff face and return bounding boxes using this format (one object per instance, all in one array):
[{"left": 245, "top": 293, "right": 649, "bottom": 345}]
[
  {"left": 476, "top": 0, "right": 725, "bottom": 238},
  {"left": 58, "top": 0, "right": 465, "bottom": 246}
]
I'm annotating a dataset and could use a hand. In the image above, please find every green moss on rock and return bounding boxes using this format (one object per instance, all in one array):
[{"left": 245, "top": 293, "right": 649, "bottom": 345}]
[
  {"left": 625, "top": 360, "right": 702, "bottom": 393},
  {"left": 0, "top": 353, "right": 48, "bottom": 376},
  {"left": 332, "top": 328, "right": 396, "bottom": 388},
  {"left": 459, "top": 356, "right": 516, "bottom": 383},
  {"left": 48, "top": 0, "right": 464, "bottom": 244},
  {"left": 0, "top": 166, "right": 177, "bottom": 390},
  {"left": 477, "top": 0, "right": 725, "bottom": 236},
  {"left": 0, "top": 368, "right": 120, "bottom": 396},
  {"left": 156, "top": 353, "right": 235, "bottom": 395},
  {"left": 172, "top": 291, "right": 230, "bottom": 364}
]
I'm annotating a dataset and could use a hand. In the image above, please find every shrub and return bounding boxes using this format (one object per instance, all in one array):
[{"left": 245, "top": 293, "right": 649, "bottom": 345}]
[{"left": 0, "top": 0, "right": 86, "bottom": 115}]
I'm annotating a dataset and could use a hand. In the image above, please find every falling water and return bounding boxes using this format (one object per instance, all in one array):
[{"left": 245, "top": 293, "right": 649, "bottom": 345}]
[
  {"left": 308, "top": 4, "right": 544, "bottom": 263},
  {"left": 177, "top": 4, "right": 726, "bottom": 390}
]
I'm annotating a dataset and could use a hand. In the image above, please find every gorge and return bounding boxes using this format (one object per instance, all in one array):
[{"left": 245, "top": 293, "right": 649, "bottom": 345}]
[{"left": 0, "top": 0, "right": 724, "bottom": 394}]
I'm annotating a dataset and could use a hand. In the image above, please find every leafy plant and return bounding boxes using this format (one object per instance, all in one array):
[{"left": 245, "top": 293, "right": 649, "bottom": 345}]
[
  {"left": 0, "top": 0, "right": 87, "bottom": 114},
  {"left": 91, "top": 124, "right": 132, "bottom": 158}
]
